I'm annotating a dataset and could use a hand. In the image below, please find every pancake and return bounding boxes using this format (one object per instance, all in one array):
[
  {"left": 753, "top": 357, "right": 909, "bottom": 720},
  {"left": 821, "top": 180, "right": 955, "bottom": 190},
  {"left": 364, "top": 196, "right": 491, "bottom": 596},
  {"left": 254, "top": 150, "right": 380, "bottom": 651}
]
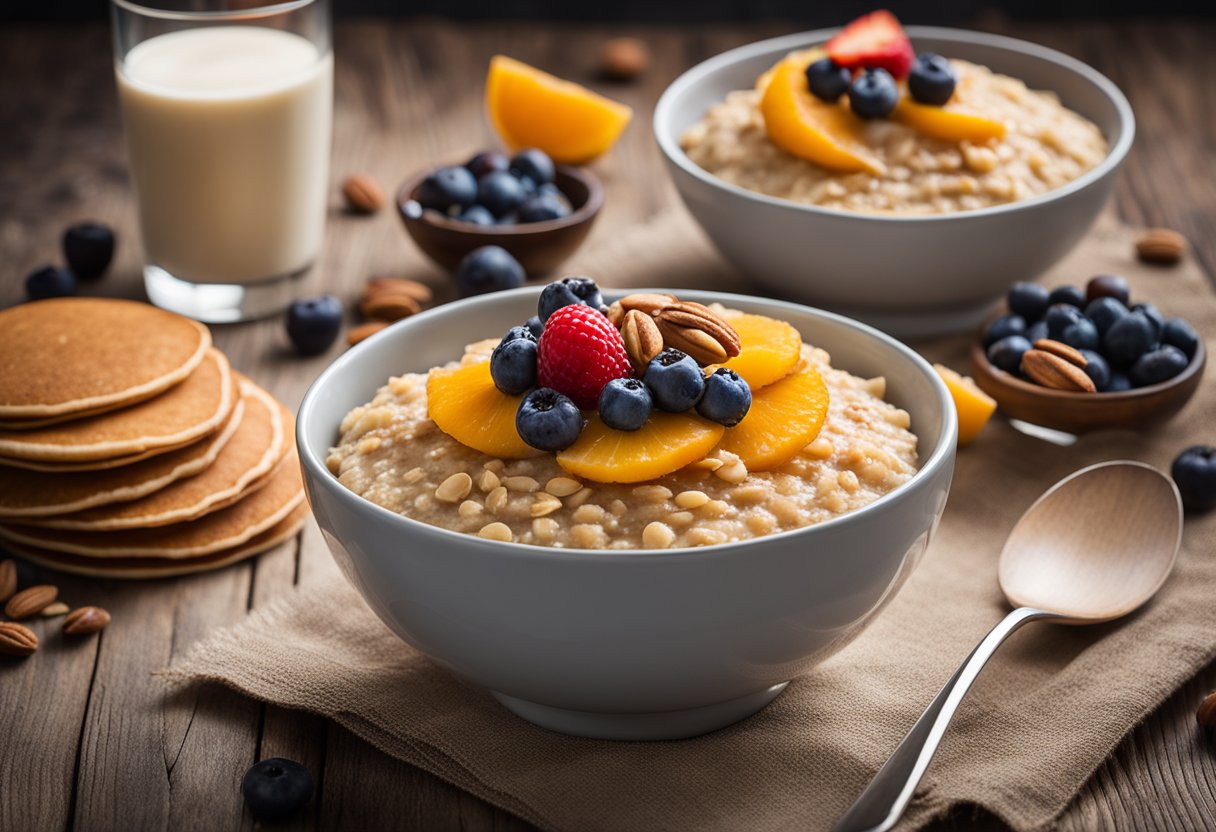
[
  {"left": 2, "top": 503, "right": 308, "bottom": 579},
  {"left": 0, "top": 451, "right": 304, "bottom": 559},
  {"left": 0, "top": 348, "right": 235, "bottom": 463},
  {"left": 0, "top": 396, "right": 244, "bottom": 519},
  {"left": 29, "top": 381, "right": 289, "bottom": 531},
  {"left": 0, "top": 298, "right": 210, "bottom": 423},
  {"left": 0, "top": 440, "right": 202, "bottom": 473}
]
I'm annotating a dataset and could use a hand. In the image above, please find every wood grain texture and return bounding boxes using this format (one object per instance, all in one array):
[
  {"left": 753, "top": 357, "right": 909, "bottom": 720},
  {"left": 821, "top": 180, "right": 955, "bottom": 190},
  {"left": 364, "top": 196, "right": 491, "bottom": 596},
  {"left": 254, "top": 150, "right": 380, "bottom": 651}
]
[{"left": 1, "top": 16, "right": 1214, "bottom": 832}]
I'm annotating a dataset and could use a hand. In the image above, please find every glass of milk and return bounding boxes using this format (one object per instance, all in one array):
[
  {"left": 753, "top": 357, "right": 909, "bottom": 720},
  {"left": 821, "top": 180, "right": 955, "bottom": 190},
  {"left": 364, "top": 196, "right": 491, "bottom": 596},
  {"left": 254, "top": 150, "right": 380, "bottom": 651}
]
[{"left": 111, "top": 0, "right": 332, "bottom": 323}]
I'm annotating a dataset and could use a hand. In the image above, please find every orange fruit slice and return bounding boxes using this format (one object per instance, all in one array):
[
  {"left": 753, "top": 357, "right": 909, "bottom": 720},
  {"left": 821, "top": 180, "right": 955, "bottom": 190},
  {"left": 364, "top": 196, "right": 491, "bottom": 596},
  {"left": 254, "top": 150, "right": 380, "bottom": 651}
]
[
  {"left": 427, "top": 361, "right": 539, "bottom": 459},
  {"left": 933, "top": 364, "right": 996, "bottom": 446},
  {"left": 716, "top": 362, "right": 830, "bottom": 471},
  {"left": 711, "top": 313, "right": 803, "bottom": 391},
  {"left": 486, "top": 55, "right": 633, "bottom": 164},
  {"left": 557, "top": 412, "right": 725, "bottom": 484},
  {"left": 891, "top": 66, "right": 1005, "bottom": 143}
]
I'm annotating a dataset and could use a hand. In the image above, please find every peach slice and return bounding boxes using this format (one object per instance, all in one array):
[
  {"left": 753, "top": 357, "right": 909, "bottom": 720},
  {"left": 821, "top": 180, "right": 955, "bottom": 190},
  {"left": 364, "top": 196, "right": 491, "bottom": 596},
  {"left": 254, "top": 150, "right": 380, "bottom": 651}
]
[
  {"left": 891, "top": 67, "right": 1006, "bottom": 143},
  {"left": 934, "top": 364, "right": 996, "bottom": 446},
  {"left": 556, "top": 412, "right": 725, "bottom": 484},
  {"left": 711, "top": 313, "right": 803, "bottom": 391},
  {"left": 427, "top": 361, "right": 540, "bottom": 459},
  {"left": 716, "top": 361, "right": 830, "bottom": 471}
]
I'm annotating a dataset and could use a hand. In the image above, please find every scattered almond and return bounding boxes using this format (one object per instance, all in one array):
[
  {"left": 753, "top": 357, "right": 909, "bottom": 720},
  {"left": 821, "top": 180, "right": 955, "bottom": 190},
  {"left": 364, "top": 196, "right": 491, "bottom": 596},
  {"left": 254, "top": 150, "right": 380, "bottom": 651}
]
[
  {"left": 346, "top": 321, "right": 388, "bottom": 346},
  {"left": 5, "top": 584, "right": 58, "bottom": 620},
  {"left": 1021, "top": 349, "right": 1096, "bottom": 393},
  {"left": 1135, "top": 228, "right": 1187, "bottom": 265},
  {"left": 598, "top": 37, "right": 650, "bottom": 81},
  {"left": 360, "top": 292, "right": 421, "bottom": 322},
  {"left": 621, "top": 309, "right": 664, "bottom": 373},
  {"left": 365, "top": 277, "right": 433, "bottom": 305},
  {"left": 0, "top": 622, "right": 37, "bottom": 657},
  {"left": 1198, "top": 690, "right": 1216, "bottom": 732},
  {"left": 341, "top": 173, "right": 385, "bottom": 214},
  {"left": 40, "top": 601, "right": 70, "bottom": 617},
  {"left": 63, "top": 606, "right": 111, "bottom": 636},
  {"left": 0, "top": 559, "right": 15, "bottom": 603}
]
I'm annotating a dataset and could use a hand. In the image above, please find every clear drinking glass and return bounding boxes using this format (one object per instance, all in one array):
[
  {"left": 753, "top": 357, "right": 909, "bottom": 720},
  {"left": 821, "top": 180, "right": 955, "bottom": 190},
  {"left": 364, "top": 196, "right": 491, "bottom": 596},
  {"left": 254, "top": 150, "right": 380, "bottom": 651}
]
[{"left": 111, "top": 0, "right": 332, "bottom": 323}]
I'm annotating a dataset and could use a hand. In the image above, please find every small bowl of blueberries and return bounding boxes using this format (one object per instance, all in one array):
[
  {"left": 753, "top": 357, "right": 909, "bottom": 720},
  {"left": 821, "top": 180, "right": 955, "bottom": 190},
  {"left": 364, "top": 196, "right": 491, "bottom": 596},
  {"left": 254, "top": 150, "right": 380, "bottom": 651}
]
[
  {"left": 969, "top": 275, "right": 1205, "bottom": 434},
  {"left": 397, "top": 147, "right": 604, "bottom": 277}
]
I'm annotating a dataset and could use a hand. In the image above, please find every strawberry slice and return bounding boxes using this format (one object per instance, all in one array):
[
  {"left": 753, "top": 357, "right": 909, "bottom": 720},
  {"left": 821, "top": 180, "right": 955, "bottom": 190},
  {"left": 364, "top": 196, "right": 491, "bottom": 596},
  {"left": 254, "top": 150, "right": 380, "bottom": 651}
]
[{"left": 826, "top": 10, "right": 916, "bottom": 79}]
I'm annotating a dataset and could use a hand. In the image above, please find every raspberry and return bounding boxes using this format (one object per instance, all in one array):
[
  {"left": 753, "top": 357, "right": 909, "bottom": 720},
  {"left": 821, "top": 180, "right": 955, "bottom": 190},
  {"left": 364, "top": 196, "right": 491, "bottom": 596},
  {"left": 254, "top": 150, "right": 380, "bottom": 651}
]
[{"left": 536, "top": 305, "right": 632, "bottom": 410}]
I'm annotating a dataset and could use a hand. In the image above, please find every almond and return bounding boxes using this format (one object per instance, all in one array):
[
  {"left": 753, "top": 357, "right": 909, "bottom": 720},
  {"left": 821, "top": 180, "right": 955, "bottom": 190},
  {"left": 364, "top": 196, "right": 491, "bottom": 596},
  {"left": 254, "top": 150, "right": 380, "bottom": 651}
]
[
  {"left": 63, "top": 605, "right": 111, "bottom": 636},
  {"left": 1135, "top": 228, "right": 1187, "bottom": 265},
  {"left": 4, "top": 584, "right": 57, "bottom": 620},
  {"left": 1032, "top": 339, "right": 1087, "bottom": 367},
  {"left": 0, "top": 559, "right": 15, "bottom": 603},
  {"left": 346, "top": 321, "right": 388, "bottom": 347},
  {"left": 40, "top": 601, "right": 70, "bottom": 617},
  {"left": 598, "top": 37, "right": 649, "bottom": 81},
  {"left": 1021, "top": 349, "right": 1096, "bottom": 393},
  {"left": 365, "top": 277, "right": 433, "bottom": 304},
  {"left": 360, "top": 292, "right": 421, "bottom": 322},
  {"left": 605, "top": 301, "right": 625, "bottom": 326},
  {"left": 621, "top": 309, "right": 664, "bottom": 373},
  {"left": 0, "top": 622, "right": 37, "bottom": 657},
  {"left": 341, "top": 174, "right": 385, "bottom": 214}
]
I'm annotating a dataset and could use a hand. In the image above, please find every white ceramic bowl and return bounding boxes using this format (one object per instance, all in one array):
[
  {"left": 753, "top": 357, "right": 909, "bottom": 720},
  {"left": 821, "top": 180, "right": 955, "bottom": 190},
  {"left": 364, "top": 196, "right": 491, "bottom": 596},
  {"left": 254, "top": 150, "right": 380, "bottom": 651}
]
[
  {"left": 654, "top": 27, "right": 1135, "bottom": 337},
  {"left": 297, "top": 288, "right": 957, "bottom": 740}
]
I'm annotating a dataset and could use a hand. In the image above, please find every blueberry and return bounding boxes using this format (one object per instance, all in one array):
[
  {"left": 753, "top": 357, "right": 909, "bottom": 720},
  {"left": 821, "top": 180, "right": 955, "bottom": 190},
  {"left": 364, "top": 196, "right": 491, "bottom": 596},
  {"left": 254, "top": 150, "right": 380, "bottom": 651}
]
[
  {"left": 465, "top": 150, "right": 509, "bottom": 179},
  {"left": 805, "top": 57, "right": 852, "bottom": 102},
  {"left": 516, "top": 388, "right": 583, "bottom": 451},
  {"left": 456, "top": 204, "right": 496, "bottom": 226},
  {"left": 598, "top": 378, "right": 654, "bottom": 431},
  {"left": 1131, "top": 303, "right": 1165, "bottom": 340},
  {"left": 986, "top": 335, "right": 1032, "bottom": 374},
  {"left": 1044, "top": 303, "right": 1084, "bottom": 337},
  {"left": 848, "top": 68, "right": 899, "bottom": 120},
  {"left": 537, "top": 277, "right": 604, "bottom": 322},
  {"left": 490, "top": 337, "right": 538, "bottom": 395},
  {"left": 1084, "top": 296, "right": 1129, "bottom": 336},
  {"left": 1102, "top": 312, "right": 1157, "bottom": 368},
  {"left": 982, "top": 314, "right": 1025, "bottom": 347},
  {"left": 63, "top": 222, "right": 115, "bottom": 280},
  {"left": 1161, "top": 317, "right": 1199, "bottom": 360},
  {"left": 517, "top": 194, "right": 571, "bottom": 223},
  {"left": 643, "top": 348, "right": 705, "bottom": 412},
  {"left": 1025, "top": 320, "right": 1049, "bottom": 344},
  {"left": 418, "top": 165, "right": 477, "bottom": 212},
  {"left": 24, "top": 265, "right": 76, "bottom": 300},
  {"left": 1129, "top": 345, "right": 1189, "bottom": 387},
  {"left": 696, "top": 368, "right": 752, "bottom": 426},
  {"left": 1080, "top": 349, "right": 1111, "bottom": 391},
  {"left": 1047, "top": 285, "right": 1086, "bottom": 308},
  {"left": 1006, "top": 281, "right": 1050, "bottom": 322},
  {"left": 1171, "top": 445, "right": 1216, "bottom": 512},
  {"left": 476, "top": 170, "right": 529, "bottom": 217},
  {"left": 242, "top": 758, "right": 312, "bottom": 822},
  {"left": 454, "top": 245, "right": 525, "bottom": 297},
  {"left": 495, "top": 212, "right": 518, "bottom": 226},
  {"left": 536, "top": 182, "right": 563, "bottom": 199},
  {"left": 1059, "top": 317, "right": 1099, "bottom": 351},
  {"left": 525, "top": 315, "right": 545, "bottom": 339},
  {"left": 502, "top": 324, "right": 537, "bottom": 344},
  {"left": 285, "top": 294, "right": 342, "bottom": 356},
  {"left": 1085, "top": 274, "right": 1130, "bottom": 305},
  {"left": 1107, "top": 372, "right": 1132, "bottom": 392},
  {"left": 509, "top": 149, "right": 556, "bottom": 187},
  {"left": 907, "top": 52, "right": 956, "bottom": 106}
]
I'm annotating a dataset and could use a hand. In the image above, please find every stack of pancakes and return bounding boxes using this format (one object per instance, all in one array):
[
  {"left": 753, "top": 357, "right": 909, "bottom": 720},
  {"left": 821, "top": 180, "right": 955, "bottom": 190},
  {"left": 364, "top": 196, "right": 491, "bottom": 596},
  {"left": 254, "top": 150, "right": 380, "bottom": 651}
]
[{"left": 0, "top": 298, "right": 307, "bottom": 578}]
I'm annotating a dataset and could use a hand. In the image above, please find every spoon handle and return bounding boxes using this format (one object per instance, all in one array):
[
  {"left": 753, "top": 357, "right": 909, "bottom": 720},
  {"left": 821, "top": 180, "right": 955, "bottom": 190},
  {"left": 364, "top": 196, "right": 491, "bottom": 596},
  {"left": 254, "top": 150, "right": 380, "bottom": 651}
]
[{"left": 832, "top": 606, "right": 1058, "bottom": 832}]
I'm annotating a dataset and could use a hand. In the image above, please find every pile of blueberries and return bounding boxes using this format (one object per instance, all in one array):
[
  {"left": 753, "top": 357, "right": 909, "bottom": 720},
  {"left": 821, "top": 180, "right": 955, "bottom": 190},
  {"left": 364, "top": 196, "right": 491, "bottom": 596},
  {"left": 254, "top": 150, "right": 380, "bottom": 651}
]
[
  {"left": 984, "top": 275, "right": 1200, "bottom": 391},
  {"left": 489, "top": 277, "right": 752, "bottom": 452},
  {"left": 417, "top": 148, "right": 572, "bottom": 227},
  {"left": 806, "top": 52, "right": 956, "bottom": 121}
]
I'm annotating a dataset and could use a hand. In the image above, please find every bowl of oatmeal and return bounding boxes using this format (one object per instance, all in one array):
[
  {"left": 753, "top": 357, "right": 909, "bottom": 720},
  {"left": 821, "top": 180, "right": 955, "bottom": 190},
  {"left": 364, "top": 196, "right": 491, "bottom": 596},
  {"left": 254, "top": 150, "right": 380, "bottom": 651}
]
[
  {"left": 654, "top": 26, "right": 1134, "bottom": 337},
  {"left": 297, "top": 286, "right": 956, "bottom": 740}
]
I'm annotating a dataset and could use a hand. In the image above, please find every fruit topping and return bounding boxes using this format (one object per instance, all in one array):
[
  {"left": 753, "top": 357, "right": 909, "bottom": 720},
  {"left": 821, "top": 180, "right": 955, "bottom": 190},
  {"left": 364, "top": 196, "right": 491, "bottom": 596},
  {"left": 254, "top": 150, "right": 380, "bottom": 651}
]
[
  {"left": 538, "top": 276, "right": 605, "bottom": 322},
  {"left": 525, "top": 315, "right": 545, "bottom": 339},
  {"left": 1007, "top": 282, "right": 1050, "bottom": 322},
  {"left": 1129, "top": 345, "right": 1189, "bottom": 387},
  {"left": 697, "top": 368, "right": 753, "bottom": 427},
  {"left": 556, "top": 411, "right": 724, "bottom": 484},
  {"left": 986, "top": 335, "right": 1032, "bottom": 374},
  {"left": 907, "top": 52, "right": 956, "bottom": 106},
  {"left": 516, "top": 387, "right": 584, "bottom": 451},
  {"left": 427, "top": 360, "right": 539, "bottom": 458},
  {"left": 711, "top": 312, "right": 802, "bottom": 390},
  {"left": 490, "top": 334, "right": 538, "bottom": 395},
  {"left": 598, "top": 377, "right": 654, "bottom": 431},
  {"left": 890, "top": 92, "right": 1005, "bottom": 143},
  {"left": 934, "top": 363, "right": 997, "bottom": 446},
  {"left": 848, "top": 68, "right": 899, "bottom": 120},
  {"left": 982, "top": 313, "right": 1026, "bottom": 347},
  {"left": 826, "top": 10, "right": 915, "bottom": 79},
  {"left": 63, "top": 222, "right": 115, "bottom": 281},
  {"left": 1162, "top": 317, "right": 1199, "bottom": 359},
  {"left": 643, "top": 348, "right": 706, "bottom": 412},
  {"left": 286, "top": 295, "right": 342, "bottom": 356},
  {"left": 418, "top": 165, "right": 478, "bottom": 212},
  {"left": 1172, "top": 446, "right": 1216, "bottom": 513},
  {"left": 24, "top": 265, "right": 76, "bottom": 300},
  {"left": 509, "top": 148, "right": 556, "bottom": 187},
  {"left": 242, "top": 758, "right": 312, "bottom": 822},
  {"left": 466, "top": 150, "right": 510, "bottom": 178},
  {"left": 476, "top": 169, "right": 529, "bottom": 217},
  {"left": 1085, "top": 274, "right": 1130, "bottom": 305},
  {"left": 486, "top": 55, "right": 633, "bottom": 164},
  {"left": 455, "top": 245, "right": 526, "bottom": 296},
  {"left": 536, "top": 303, "right": 631, "bottom": 409},
  {"left": 715, "top": 361, "right": 830, "bottom": 470},
  {"left": 805, "top": 57, "right": 852, "bottom": 102}
]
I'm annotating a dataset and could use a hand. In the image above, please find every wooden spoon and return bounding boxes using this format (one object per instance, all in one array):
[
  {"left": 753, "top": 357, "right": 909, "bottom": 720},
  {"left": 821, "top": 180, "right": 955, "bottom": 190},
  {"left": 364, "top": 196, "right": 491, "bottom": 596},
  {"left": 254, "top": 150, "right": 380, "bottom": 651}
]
[{"left": 833, "top": 461, "right": 1183, "bottom": 832}]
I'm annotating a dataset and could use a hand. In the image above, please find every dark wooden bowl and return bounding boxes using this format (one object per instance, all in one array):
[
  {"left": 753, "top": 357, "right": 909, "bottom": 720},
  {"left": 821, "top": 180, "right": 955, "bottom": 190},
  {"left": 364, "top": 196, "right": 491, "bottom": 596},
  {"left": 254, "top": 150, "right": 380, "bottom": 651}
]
[
  {"left": 396, "top": 165, "right": 603, "bottom": 276},
  {"left": 969, "top": 336, "right": 1206, "bottom": 434}
]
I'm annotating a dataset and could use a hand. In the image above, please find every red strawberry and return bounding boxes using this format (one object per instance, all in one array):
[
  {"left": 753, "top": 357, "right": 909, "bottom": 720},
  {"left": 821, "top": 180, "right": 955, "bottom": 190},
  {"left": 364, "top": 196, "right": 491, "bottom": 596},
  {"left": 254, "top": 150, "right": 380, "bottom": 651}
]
[
  {"left": 536, "top": 305, "right": 632, "bottom": 410},
  {"left": 826, "top": 10, "right": 915, "bottom": 79}
]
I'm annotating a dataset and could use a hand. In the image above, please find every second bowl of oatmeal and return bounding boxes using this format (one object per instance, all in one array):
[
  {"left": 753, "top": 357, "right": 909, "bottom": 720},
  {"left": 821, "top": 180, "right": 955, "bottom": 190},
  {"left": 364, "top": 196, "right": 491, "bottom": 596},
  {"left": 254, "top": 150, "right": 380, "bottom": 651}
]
[
  {"left": 297, "top": 286, "right": 955, "bottom": 740},
  {"left": 654, "top": 26, "right": 1134, "bottom": 337}
]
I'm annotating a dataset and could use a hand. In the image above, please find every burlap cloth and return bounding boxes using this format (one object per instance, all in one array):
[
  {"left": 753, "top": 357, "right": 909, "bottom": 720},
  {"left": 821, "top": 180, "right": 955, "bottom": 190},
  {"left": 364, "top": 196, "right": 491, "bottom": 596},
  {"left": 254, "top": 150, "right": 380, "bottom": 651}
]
[{"left": 166, "top": 212, "right": 1216, "bottom": 831}]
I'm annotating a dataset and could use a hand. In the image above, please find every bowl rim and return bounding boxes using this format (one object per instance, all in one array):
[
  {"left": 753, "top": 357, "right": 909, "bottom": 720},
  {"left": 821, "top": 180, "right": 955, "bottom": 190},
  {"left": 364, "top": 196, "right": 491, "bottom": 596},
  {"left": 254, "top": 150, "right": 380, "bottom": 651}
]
[
  {"left": 395, "top": 164, "right": 604, "bottom": 236},
  {"left": 296, "top": 286, "right": 958, "bottom": 562},
  {"left": 653, "top": 25, "right": 1136, "bottom": 224}
]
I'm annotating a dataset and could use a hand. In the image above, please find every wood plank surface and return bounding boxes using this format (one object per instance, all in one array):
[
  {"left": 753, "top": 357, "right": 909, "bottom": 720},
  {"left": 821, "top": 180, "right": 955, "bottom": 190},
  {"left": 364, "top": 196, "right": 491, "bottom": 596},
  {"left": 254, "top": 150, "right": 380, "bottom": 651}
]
[{"left": 1, "top": 16, "right": 1214, "bottom": 832}]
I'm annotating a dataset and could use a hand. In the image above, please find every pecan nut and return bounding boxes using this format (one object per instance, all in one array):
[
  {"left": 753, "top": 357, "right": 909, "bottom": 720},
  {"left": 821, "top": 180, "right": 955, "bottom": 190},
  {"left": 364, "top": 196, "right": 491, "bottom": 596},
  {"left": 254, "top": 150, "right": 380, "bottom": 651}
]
[
  {"left": 1021, "top": 348, "right": 1096, "bottom": 393},
  {"left": 0, "top": 622, "right": 38, "bottom": 657},
  {"left": 0, "top": 559, "right": 15, "bottom": 603},
  {"left": 341, "top": 174, "right": 385, "bottom": 214},
  {"left": 365, "top": 277, "right": 433, "bottom": 304},
  {"left": 1032, "top": 339, "right": 1088, "bottom": 367},
  {"left": 621, "top": 309, "right": 664, "bottom": 372},
  {"left": 617, "top": 293, "right": 677, "bottom": 316},
  {"left": 4, "top": 584, "right": 57, "bottom": 620},
  {"left": 63, "top": 606, "right": 112, "bottom": 636},
  {"left": 1135, "top": 228, "right": 1187, "bottom": 265},
  {"left": 654, "top": 301, "right": 741, "bottom": 365}
]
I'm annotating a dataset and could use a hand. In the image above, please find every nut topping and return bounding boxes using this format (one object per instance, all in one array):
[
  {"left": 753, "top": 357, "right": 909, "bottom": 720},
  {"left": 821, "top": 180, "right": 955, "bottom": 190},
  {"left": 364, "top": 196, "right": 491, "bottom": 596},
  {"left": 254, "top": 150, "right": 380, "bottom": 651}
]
[
  {"left": 616, "top": 293, "right": 677, "bottom": 316},
  {"left": 620, "top": 309, "right": 664, "bottom": 372},
  {"left": 654, "top": 301, "right": 742, "bottom": 366},
  {"left": 1021, "top": 348, "right": 1096, "bottom": 393},
  {"left": 4, "top": 584, "right": 57, "bottom": 620},
  {"left": 0, "top": 622, "right": 38, "bottom": 657}
]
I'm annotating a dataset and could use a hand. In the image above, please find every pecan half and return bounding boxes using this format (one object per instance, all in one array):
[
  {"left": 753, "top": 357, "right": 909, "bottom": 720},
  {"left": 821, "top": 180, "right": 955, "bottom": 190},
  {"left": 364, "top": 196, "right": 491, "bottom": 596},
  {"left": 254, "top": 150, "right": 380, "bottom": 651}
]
[
  {"left": 654, "top": 301, "right": 741, "bottom": 365},
  {"left": 1135, "top": 228, "right": 1187, "bottom": 265},
  {"left": 4, "top": 584, "right": 57, "bottom": 620},
  {"left": 341, "top": 173, "right": 385, "bottom": 214},
  {"left": 621, "top": 309, "right": 665, "bottom": 373},
  {"left": 617, "top": 293, "right": 677, "bottom": 316},
  {"left": 1021, "top": 349, "right": 1096, "bottom": 393},
  {"left": 63, "top": 606, "right": 111, "bottom": 636},
  {"left": 0, "top": 559, "right": 15, "bottom": 603},
  {"left": 0, "top": 622, "right": 37, "bottom": 657}
]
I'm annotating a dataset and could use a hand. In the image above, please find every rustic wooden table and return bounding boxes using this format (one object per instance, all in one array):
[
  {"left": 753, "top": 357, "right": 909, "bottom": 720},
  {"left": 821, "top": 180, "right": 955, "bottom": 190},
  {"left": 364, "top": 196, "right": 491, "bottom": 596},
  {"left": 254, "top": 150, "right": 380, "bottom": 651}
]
[{"left": 2, "top": 16, "right": 1215, "bottom": 832}]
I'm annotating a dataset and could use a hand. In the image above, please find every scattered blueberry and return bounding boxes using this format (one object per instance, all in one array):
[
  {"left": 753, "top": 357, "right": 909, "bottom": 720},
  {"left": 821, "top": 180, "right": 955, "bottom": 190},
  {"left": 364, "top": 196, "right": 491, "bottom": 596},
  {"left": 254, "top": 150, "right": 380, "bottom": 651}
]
[
  {"left": 1171, "top": 445, "right": 1216, "bottom": 512},
  {"left": 1129, "top": 345, "right": 1189, "bottom": 387},
  {"left": 1131, "top": 302, "right": 1165, "bottom": 340},
  {"left": 1080, "top": 349, "right": 1111, "bottom": 391},
  {"left": 1047, "top": 285, "right": 1086, "bottom": 308},
  {"left": 525, "top": 315, "right": 545, "bottom": 339},
  {"left": 1044, "top": 303, "right": 1084, "bottom": 337},
  {"left": 477, "top": 170, "right": 529, "bottom": 217},
  {"left": 643, "top": 348, "right": 705, "bottom": 412},
  {"left": 1107, "top": 372, "right": 1132, "bottom": 392},
  {"left": 1059, "top": 317, "right": 1099, "bottom": 351},
  {"left": 1084, "top": 296, "right": 1129, "bottom": 336},
  {"left": 454, "top": 245, "right": 525, "bottom": 297},
  {"left": 456, "top": 205, "right": 496, "bottom": 226},
  {"left": 63, "top": 222, "right": 115, "bottom": 280},
  {"left": 516, "top": 388, "right": 584, "bottom": 451},
  {"left": 517, "top": 194, "right": 571, "bottom": 223},
  {"left": 490, "top": 337, "right": 538, "bottom": 395},
  {"left": 24, "top": 265, "right": 76, "bottom": 300},
  {"left": 285, "top": 295, "right": 342, "bottom": 356},
  {"left": 1161, "top": 317, "right": 1199, "bottom": 360},
  {"left": 1103, "top": 313, "right": 1157, "bottom": 368},
  {"left": 537, "top": 277, "right": 604, "bottom": 322},
  {"left": 418, "top": 165, "right": 477, "bottom": 212},
  {"left": 848, "top": 68, "right": 899, "bottom": 119},
  {"left": 509, "top": 148, "right": 556, "bottom": 187},
  {"left": 696, "top": 368, "right": 752, "bottom": 426},
  {"left": 1085, "top": 274, "right": 1130, "bottom": 305},
  {"left": 987, "top": 335, "right": 1032, "bottom": 374},
  {"left": 598, "top": 377, "right": 654, "bottom": 431},
  {"left": 1025, "top": 320, "right": 1049, "bottom": 344},
  {"left": 1007, "top": 281, "right": 1051, "bottom": 323},
  {"left": 982, "top": 313, "right": 1026, "bottom": 347},
  {"left": 805, "top": 57, "right": 852, "bottom": 102},
  {"left": 242, "top": 758, "right": 312, "bottom": 822},
  {"left": 466, "top": 150, "right": 510, "bottom": 179},
  {"left": 907, "top": 52, "right": 956, "bottom": 106}
]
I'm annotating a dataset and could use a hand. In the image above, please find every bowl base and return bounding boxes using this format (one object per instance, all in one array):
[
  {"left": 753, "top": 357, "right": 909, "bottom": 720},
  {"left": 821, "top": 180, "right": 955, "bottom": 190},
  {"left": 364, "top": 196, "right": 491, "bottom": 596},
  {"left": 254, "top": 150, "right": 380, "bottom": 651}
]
[{"left": 490, "top": 682, "right": 789, "bottom": 741}]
